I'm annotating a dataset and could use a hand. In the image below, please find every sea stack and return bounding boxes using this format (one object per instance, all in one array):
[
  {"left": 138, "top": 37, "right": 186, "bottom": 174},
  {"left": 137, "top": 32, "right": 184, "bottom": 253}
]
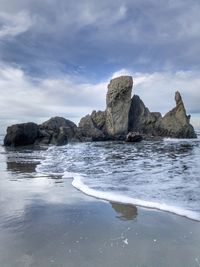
[
  {"left": 3, "top": 75, "right": 197, "bottom": 147},
  {"left": 157, "top": 91, "right": 197, "bottom": 138},
  {"left": 105, "top": 76, "right": 133, "bottom": 138}
]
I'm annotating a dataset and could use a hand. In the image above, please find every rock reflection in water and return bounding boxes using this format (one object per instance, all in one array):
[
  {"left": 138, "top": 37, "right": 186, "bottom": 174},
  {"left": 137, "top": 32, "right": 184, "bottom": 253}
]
[
  {"left": 7, "top": 161, "right": 37, "bottom": 173},
  {"left": 111, "top": 202, "right": 138, "bottom": 221}
]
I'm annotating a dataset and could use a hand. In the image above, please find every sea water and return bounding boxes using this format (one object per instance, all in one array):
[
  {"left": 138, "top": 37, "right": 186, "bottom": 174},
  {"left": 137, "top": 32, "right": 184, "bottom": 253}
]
[{"left": 33, "top": 130, "right": 200, "bottom": 221}]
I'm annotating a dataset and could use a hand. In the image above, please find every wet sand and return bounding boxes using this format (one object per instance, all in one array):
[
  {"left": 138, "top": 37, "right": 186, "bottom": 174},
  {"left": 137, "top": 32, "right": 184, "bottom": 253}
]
[{"left": 0, "top": 153, "right": 200, "bottom": 267}]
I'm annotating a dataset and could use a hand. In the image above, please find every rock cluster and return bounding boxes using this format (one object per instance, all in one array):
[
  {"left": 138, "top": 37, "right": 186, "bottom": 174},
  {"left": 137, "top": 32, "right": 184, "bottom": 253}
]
[
  {"left": 4, "top": 117, "right": 82, "bottom": 147},
  {"left": 4, "top": 75, "right": 197, "bottom": 146},
  {"left": 78, "top": 76, "right": 133, "bottom": 141},
  {"left": 128, "top": 91, "right": 196, "bottom": 138}
]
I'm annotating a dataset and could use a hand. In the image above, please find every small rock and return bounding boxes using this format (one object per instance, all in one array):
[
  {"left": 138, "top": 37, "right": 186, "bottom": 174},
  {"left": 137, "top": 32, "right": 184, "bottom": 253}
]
[{"left": 126, "top": 132, "right": 143, "bottom": 142}]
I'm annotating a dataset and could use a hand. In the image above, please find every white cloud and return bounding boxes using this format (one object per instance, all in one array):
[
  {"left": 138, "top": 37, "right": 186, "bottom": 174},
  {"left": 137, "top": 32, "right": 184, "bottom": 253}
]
[
  {"left": 111, "top": 69, "right": 200, "bottom": 116},
  {"left": 0, "top": 11, "right": 33, "bottom": 39},
  {"left": 0, "top": 64, "right": 199, "bottom": 128},
  {"left": 0, "top": 64, "right": 107, "bottom": 124}
]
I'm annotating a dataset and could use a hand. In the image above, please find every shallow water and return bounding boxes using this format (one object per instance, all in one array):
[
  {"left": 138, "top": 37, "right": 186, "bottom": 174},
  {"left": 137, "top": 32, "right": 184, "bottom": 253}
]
[
  {"left": 0, "top": 133, "right": 200, "bottom": 267},
  {"left": 35, "top": 131, "right": 200, "bottom": 220}
]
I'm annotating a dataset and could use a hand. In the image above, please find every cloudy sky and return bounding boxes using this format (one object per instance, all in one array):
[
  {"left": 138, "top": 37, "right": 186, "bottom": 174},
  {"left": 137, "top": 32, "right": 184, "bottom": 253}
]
[{"left": 0, "top": 0, "right": 200, "bottom": 128}]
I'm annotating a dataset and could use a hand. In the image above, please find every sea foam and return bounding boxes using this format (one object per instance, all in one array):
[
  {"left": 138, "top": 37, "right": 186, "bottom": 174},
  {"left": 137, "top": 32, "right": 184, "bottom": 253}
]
[
  {"left": 35, "top": 139, "right": 200, "bottom": 222},
  {"left": 71, "top": 173, "right": 200, "bottom": 221}
]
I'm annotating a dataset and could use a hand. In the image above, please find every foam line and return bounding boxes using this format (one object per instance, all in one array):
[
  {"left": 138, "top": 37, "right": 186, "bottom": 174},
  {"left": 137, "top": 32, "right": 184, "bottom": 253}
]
[{"left": 71, "top": 173, "right": 200, "bottom": 222}]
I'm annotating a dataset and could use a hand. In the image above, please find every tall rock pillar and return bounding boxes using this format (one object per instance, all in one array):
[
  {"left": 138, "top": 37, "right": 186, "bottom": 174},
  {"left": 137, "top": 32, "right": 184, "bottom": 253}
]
[{"left": 105, "top": 76, "right": 133, "bottom": 137}]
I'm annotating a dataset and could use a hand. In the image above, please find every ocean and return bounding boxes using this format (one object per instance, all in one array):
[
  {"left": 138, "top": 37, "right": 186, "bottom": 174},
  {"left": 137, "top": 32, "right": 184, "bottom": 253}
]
[
  {"left": 1, "top": 129, "right": 200, "bottom": 267},
  {"left": 1, "top": 129, "right": 200, "bottom": 221}
]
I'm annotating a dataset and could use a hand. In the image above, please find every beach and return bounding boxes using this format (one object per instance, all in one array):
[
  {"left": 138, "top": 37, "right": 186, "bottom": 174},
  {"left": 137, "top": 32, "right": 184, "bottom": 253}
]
[{"left": 0, "top": 142, "right": 200, "bottom": 267}]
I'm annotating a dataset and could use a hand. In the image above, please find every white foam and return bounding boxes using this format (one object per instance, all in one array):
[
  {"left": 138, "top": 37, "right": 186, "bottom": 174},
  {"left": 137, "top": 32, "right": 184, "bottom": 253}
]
[
  {"left": 164, "top": 137, "right": 199, "bottom": 142},
  {"left": 71, "top": 173, "right": 200, "bottom": 222}
]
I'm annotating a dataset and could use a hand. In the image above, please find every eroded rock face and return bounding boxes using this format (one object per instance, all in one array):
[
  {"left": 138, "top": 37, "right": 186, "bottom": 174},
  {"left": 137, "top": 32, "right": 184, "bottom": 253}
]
[
  {"left": 128, "top": 95, "right": 162, "bottom": 136},
  {"left": 91, "top": 110, "right": 106, "bottom": 130},
  {"left": 156, "top": 92, "right": 197, "bottom": 138},
  {"left": 128, "top": 91, "right": 197, "bottom": 138},
  {"left": 78, "top": 111, "right": 106, "bottom": 141},
  {"left": 4, "top": 122, "right": 39, "bottom": 146},
  {"left": 4, "top": 76, "right": 197, "bottom": 147},
  {"left": 106, "top": 76, "right": 133, "bottom": 138}
]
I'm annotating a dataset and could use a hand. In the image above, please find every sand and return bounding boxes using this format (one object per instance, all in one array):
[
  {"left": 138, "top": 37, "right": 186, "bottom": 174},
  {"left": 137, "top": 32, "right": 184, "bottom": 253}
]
[{"left": 0, "top": 152, "right": 200, "bottom": 267}]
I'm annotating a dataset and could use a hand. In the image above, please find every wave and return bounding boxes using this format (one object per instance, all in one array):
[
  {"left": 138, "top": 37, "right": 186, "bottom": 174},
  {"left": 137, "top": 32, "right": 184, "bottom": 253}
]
[{"left": 71, "top": 172, "right": 200, "bottom": 222}]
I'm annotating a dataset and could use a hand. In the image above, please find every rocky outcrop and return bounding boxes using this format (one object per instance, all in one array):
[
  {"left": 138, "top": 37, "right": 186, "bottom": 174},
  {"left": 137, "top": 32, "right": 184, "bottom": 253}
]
[
  {"left": 128, "top": 95, "right": 162, "bottom": 136},
  {"left": 105, "top": 76, "right": 133, "bottom": 138},
  {"left": 4, "top": 122, "right": 39, "bottom": 146},
  {"left": 37, "top": 116, "right": 82, "bottom": 145},
  {"left": 78, "top": 112, "right": 106, "bottom": 141},
  {"left": 91, "top": 110, "right": 106, "bottom": 130},
  {"left": 128, "top": 91, "right": 197, "bottom": 138},
  {"left": 4, "top": 76, "right": 197, "bottom": 147},
  {"left": 155, "top": 92, "right": 197, "bottom": 138},
  {"left": 4, "top": 117, "right": 82, "bottom": 147}
]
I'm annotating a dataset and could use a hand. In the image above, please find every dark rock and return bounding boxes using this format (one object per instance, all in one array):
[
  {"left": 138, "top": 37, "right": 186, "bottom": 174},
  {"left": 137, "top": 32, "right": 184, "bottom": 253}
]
[
  {"left": 4, "top": 76, "right": 197, "bottom": 146},
  {"left": 78, "top": 113, "right": 106, "bottom": 141},
  {"left": 4, "top": 122, "right": 39, "bottom": 146},
  {"left": 128, "top": 95, "right": 161, "bottom": 136},
  {"left": 40, "top": 116, "right": 76, "bottom": 133},
  {"left": 128, "top": 92, "right": 197, "bottom": 139},
  {"left": 126, "top": 132, "right": 143, "bottom": 142},
  {"left": 38, "top": 116, "right": 82, "bottom": 145},
  {"left": 106, "top": 76, "right": 133, "bottom": 137}
]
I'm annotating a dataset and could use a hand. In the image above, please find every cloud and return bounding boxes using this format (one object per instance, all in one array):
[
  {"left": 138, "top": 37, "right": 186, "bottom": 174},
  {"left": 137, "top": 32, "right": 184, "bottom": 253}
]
[
  {"left": 0, "top": 63, "right": 107, "bottom": 124},
  {"left": 0, "top": 63, "right": 199, "bottom": 128},
  {"left": 0, "top": 1, "right": 199, "bottom": 128},
  {"left": 0, "top": 11, "right": 33, "bottom": 38},
  {"left": 0, "top": 0, "right": 200, "bottom": 77},
  {"left": 112, "top": 69, "right": 200, "bottom": 115}
]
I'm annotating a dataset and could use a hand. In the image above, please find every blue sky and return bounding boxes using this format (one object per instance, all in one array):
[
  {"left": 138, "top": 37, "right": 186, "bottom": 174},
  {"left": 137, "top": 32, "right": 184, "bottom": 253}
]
[{"left": 0, "top": 0, "right": 200, "bottom": 128}]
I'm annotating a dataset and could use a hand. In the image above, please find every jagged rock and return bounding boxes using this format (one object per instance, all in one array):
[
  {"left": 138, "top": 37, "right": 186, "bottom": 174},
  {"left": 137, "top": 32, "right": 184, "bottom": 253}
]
[
  {"left": 156, "top": 91, "right": 197, "bottom": 138},
  {"left": 79, "top": 113, "right": 106, "bottom": 141},
  {"left": 126, "top": 132, "right": 143, "bottom": 142},
  {"left": 91, "top": 110, "right": 106, "bottom": 130},
  {"left": 4, "top": 76, "right": 197, "bottom": 147},
  {"left": 106, "top": 76, "right": 133, "bottom": 138},
  {"left": 4, "top": 122, "right": 39, "bottom": 146},
  {"left": 50, "top": 127, "right": 69, "bottom": 146},
  {"left": 128, "top": 95, "right": 162, "bottom": 136},
  {"left": 128, "top": 92, "right": 196, "bottom": 138}
]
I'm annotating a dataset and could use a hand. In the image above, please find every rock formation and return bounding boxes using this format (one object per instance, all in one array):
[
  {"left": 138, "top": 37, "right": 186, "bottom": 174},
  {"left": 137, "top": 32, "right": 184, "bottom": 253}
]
[
  {"left": 4, "top": 117, "right": 82, "bottom": 147},
  {"left": 4, "top": 75, "right": 197, "bottom": 147},
  {"left": 4, "top": 122, "right": 39, "bottom": 146},
  {"left": 128, "top": 91, "right": 197, "bottom": 138},
  {"left": 38, "top": 116, "right": 81, "bottom": 145},
  {"left": 128, "top": 95, "right": 162, "bottom": 136},
  {"left": 78, "top": 111, "right": 107, "bottom": 141},
  {"left": 105, "top": 76, "right": 133, "bottom": 138},
  {"left": 156, "top": 91, "right": 196, "bottom": 138}
]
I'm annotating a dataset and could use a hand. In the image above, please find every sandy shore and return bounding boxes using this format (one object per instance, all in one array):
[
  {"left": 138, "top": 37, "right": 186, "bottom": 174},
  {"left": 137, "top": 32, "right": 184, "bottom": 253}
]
[{"left": 0, "top": 152, "right": 200, "bottom": 267}]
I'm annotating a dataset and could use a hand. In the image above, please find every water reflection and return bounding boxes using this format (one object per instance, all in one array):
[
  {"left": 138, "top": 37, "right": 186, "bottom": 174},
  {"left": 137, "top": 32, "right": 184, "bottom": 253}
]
[
  {"left": 110, "top": 202, "right": 138, "bottom": 221},
  {"left": 7, "top": 161, "right": 37, "bottom": 173}
]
